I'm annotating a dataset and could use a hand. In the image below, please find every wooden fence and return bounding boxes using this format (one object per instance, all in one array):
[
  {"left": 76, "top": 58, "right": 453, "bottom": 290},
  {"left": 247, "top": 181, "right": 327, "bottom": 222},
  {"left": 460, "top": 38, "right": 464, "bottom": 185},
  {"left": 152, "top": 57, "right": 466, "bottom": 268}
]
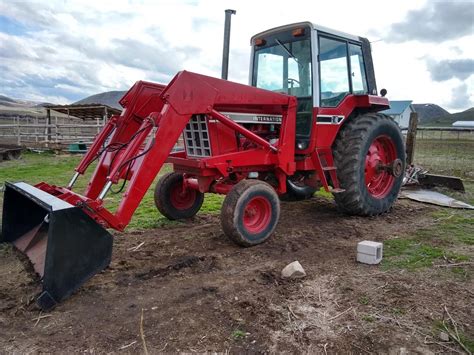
[{"left": 0, "top": 116, "right": 105, "bottom": 148}]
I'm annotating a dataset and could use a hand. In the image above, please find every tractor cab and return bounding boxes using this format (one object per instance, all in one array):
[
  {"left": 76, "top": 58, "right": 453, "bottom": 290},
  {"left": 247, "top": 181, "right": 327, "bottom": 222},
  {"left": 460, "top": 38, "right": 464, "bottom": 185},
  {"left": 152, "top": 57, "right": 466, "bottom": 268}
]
[{"left": 250, "top": 22, "right": 378, "bottom": 151}]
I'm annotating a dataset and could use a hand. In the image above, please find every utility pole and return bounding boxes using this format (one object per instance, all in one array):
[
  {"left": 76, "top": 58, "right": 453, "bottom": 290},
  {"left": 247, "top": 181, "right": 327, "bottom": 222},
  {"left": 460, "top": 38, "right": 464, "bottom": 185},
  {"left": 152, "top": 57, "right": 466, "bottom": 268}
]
[{"left": 221, "top": 9, "right": 236, "bottom": 80}]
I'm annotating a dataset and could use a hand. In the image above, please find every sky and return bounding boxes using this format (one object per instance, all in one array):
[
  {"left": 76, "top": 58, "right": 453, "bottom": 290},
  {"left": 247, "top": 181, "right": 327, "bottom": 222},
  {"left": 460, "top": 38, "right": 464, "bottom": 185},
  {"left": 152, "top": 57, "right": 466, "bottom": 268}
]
[{"left": 0, "top": 0, "right": 473, "bottom": 112}]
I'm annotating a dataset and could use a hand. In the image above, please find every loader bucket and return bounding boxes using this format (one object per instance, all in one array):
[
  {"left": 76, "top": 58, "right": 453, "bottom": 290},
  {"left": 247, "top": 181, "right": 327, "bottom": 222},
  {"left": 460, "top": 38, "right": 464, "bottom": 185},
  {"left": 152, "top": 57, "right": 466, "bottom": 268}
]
[{"left": 1, "top": 182, "right": 113, "bottom": 310}]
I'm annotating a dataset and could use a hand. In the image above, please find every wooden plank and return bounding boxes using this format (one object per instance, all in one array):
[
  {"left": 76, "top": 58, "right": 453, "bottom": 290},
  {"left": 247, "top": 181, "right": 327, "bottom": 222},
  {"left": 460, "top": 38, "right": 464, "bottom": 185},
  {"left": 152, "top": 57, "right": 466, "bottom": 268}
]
[{"left": 405, "top": 112, "right": 418, "bottom": 165}]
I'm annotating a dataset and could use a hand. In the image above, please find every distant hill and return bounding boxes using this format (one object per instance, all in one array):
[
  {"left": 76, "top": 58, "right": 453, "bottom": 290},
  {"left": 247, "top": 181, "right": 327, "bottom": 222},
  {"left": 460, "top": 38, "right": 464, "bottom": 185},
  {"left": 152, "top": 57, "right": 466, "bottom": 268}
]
[
  {"left": 412, "top": 104, "right": 450, "bottom": 124},
  {"left": 0, "top": 94, "right": 41, "bottom": 108},
  {"left": 74, "top": 91, "right": 126, "bottom": 109},
  {"left": 0, "top": 95, "right": 16, "bottom": 105},
  {"left": 0, "top": 95, "right": 50, "bottom": 118},
  {"left": 422, "top": 107, "right": 474, "bottom": 126},
  {"left": 411, "top": 103, "right": 474, "bottom": 126}
]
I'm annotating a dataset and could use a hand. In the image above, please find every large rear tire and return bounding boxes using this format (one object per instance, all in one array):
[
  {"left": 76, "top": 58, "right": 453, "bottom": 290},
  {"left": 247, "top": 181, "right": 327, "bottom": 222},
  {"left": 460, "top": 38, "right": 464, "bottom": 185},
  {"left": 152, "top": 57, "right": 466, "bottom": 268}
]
[
  {"left": 154, "top": 172, "right": 204, "bottom": 220},
  {"left": 221, "top": 180, "right": 280, "bottom": 247},
  {"left": 333, "top": 113, "right": 405, "bottom": 216}
]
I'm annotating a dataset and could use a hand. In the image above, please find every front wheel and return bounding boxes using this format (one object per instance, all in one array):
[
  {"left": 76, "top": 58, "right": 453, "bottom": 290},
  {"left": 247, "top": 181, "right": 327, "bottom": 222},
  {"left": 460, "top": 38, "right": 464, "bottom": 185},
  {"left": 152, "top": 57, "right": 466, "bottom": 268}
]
[
  {"left": 154, "top": 172, "right": 204, "bottom": 220},
  {"left": 221, "top": 180, "right": 280, "bottom": 247},
  {"left": 333, "top": 113, "right": 405, "bottom": 216}
]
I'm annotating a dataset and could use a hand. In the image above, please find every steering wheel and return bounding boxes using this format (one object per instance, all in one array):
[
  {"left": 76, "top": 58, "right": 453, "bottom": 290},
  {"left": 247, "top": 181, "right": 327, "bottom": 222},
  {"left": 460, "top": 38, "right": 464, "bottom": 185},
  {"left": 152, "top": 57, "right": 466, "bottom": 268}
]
[{"left": 288, "top": 78, "right": 300, "bottom": 88}]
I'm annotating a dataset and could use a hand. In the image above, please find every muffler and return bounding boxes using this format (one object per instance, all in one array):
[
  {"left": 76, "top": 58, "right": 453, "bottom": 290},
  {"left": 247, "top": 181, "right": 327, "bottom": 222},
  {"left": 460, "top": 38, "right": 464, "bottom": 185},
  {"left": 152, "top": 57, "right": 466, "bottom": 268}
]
[{"left": 1, "top": 182, "right": 113, "bottom": 310}]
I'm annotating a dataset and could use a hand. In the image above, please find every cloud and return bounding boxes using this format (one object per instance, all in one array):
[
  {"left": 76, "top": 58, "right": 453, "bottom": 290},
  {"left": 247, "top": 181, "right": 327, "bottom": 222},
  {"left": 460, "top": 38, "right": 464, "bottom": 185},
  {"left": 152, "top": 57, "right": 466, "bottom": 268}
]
[
  {"left": 427, "top": 59, "right": 474, "bottom": 81},
  {"left": 385, "top": 2, "right": 474, "bottom": 43},
  {"left": 0, "top": 1, "right": 204, "bottom": 103},
  {"left": 449, "top": 83, "right": 472, "bottom": 110}
]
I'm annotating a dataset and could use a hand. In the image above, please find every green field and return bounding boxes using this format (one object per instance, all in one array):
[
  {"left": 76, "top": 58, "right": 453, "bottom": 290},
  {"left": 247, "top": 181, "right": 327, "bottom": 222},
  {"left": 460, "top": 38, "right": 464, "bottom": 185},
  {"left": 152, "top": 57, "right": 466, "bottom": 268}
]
[
  {"left": 414, "top": 131, "right": 474, "bottom": 179},
  {"left": 0, "top": 152, "right": 224, "bottom": 230}
]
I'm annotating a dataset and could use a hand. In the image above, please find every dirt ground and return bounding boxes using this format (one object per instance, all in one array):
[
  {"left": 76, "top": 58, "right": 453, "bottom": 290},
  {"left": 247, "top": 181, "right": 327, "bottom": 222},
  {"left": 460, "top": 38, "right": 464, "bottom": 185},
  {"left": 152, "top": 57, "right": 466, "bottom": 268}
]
[{"left": 0, "top": 197, "right": 472, "bottom": 353}]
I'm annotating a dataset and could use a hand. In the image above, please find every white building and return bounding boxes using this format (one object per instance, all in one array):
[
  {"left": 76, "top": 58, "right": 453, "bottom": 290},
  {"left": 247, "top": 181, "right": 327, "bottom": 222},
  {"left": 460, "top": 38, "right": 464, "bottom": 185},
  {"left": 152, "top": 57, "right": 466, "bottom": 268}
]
[{"left": 381, "top": 100, "right": 415, "bottom": 128}]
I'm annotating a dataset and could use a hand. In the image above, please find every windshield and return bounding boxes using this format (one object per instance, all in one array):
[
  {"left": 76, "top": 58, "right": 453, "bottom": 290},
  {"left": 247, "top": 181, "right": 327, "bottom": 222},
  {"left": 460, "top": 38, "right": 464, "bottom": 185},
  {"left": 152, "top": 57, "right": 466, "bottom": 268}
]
[{"left": 252, "top": 37, "right": 312, "bottom": 98}]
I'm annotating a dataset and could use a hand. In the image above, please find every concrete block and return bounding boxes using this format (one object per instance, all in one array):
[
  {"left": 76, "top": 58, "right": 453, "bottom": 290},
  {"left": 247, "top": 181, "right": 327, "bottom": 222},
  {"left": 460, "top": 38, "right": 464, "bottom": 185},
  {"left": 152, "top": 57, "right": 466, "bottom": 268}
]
[{"left": 357, "top": 241, "right": 383, "bottom": 265}]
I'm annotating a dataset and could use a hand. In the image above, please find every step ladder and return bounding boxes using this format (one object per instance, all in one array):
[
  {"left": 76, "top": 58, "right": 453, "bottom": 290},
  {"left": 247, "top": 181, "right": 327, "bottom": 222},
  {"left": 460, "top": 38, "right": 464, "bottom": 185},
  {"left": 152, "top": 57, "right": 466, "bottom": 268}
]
[{"left": 311, "top": 148, "right": 345, "bottom": 193}]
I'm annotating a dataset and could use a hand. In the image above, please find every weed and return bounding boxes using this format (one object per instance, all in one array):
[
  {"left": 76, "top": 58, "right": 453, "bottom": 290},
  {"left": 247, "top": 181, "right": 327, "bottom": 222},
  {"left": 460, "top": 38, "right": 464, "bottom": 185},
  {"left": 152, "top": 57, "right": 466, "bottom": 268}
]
[
  {"left": 358, "top": 296, "right": 369, "bottom": 305},
  {"left": 362, "top": 314, "right": 374, "bottom": 322},
  {"left": 391, "top": 307, "right": 406, "bottom": 316},
  {"left": 315, "top": 187, "right": 334, "bottom": 200},
  {"left": 231, "top": 329, "right": 246, "bottom": 339}
]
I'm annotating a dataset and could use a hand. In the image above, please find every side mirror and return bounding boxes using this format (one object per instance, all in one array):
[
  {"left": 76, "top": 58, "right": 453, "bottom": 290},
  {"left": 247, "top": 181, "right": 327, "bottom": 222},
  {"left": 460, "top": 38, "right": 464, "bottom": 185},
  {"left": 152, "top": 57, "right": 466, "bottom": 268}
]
[{"left": 380, "top": 88, "right": 387, "bottom": 97}]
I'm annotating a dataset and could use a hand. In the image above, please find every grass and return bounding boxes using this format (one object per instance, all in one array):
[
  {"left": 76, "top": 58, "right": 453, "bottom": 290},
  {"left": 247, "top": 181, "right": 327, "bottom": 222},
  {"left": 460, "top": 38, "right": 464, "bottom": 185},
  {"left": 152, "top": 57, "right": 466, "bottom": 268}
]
[
  {"left": 433, "top": 319, "right": 474, "bottom": 354},
  {"left": 414, "top": 135, "right": 474, "bottom": 179},
  {"left": 382, "top": 208, "right": 473, "bottom": 271},
  {"left": 358, "top": 296, "right": 369, "bottom": 305},
  {"left": 0, "top": 151, "right": 224, "bottom": 231}
]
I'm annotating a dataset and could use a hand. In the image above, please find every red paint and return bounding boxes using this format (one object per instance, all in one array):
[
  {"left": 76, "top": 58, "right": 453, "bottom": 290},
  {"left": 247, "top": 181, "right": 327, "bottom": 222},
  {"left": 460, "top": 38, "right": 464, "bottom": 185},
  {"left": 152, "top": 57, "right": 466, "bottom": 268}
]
[
  {"left": 30, "top": 70, "right": 390, "bottom": 232},
  {"left": 170, "top": 183, "right": 197, "bottom": 209},
  {"left": 364, "top": 135, "right": 396, "bottom": 198},
  {"left": 243, "top": 196, "right": 271, "bottom": 233}
]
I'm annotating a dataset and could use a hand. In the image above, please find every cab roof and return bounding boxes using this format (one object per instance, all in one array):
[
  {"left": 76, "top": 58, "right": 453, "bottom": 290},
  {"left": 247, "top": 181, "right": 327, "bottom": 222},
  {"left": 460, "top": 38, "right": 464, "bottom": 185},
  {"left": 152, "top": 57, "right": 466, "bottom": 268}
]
[{"left": 250, "top": 21, "right": 362, "bottom": 45}]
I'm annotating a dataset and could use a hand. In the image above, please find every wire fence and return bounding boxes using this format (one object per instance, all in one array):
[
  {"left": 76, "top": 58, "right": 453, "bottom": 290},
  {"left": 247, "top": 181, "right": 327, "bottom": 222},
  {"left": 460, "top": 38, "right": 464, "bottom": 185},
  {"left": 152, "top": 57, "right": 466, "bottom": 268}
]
[{"left": 408, "top": 127, "right": 474, "bottom": 180}]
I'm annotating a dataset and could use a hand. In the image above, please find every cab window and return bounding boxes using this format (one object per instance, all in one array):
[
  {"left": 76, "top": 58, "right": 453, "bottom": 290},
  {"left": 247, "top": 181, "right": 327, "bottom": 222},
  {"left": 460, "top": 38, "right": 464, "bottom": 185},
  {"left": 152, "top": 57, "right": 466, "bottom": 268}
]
[
  {"left": 319, "top": 37, "right": 350, "bottom": 107},
  {"left": 349, "top": 44, "right": 368, "bottom": 94},
  {"left": 253, "top": 37, "right": 313, "bottom": 136}
]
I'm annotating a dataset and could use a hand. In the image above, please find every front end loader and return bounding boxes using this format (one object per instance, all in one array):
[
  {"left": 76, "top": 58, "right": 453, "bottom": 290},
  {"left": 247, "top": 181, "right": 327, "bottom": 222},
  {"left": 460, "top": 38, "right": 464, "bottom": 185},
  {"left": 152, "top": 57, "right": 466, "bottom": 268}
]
[{"left": 1, "top": 22, "right": 405, "bottom": 310}]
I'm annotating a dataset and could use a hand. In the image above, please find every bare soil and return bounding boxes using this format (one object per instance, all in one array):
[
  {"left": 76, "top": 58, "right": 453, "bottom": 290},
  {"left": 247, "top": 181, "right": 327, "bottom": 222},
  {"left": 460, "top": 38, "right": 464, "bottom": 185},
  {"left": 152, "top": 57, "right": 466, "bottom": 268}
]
[{"left": 1, "top": 197, "right": 472, "bottom": 353}]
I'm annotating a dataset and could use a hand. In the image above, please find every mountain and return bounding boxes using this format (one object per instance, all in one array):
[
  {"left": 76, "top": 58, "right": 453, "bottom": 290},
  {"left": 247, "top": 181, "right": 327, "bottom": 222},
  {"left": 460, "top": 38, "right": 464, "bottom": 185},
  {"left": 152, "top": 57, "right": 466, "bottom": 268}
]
[
  {"left": 422, "top": 107, "right": 474, "bottom": 126},
  {"left": 73, "top": 91, "right": 127, "bottom": 109},
  {"left": 412, "top": 104, "right": 450, "bottom": 124},
  {"left": 0, "top": 95, "right": 42, "bottom": 108},
  {"left": 411, "top": 103, "right": 474, "bottom": 126},
  {"left": 0, "top": 95, "right": 17, "bottom": 105},
  {"left": 0, "top": 95, "right": 51, "bottom": 118}
]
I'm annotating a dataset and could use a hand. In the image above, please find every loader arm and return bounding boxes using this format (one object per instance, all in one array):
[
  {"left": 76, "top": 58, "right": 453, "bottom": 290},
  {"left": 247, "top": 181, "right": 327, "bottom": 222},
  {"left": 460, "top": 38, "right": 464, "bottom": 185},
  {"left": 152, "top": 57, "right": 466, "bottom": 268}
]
[{"left": 67, "top": 70, "right": 296, "bottom": 230}]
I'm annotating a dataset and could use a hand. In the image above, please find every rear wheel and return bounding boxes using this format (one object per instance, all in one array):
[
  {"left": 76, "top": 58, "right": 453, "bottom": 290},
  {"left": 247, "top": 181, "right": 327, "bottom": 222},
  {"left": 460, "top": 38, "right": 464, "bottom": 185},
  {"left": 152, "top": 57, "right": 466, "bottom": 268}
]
[
  {"left": 221, "top": 180, "right": 280, "bottom": 247},
  {"left": 333, "top": 113, "right": 405, "bottom": 215},
  {"left": 154, "top": 172, "right": 204, "bottom": 220}
]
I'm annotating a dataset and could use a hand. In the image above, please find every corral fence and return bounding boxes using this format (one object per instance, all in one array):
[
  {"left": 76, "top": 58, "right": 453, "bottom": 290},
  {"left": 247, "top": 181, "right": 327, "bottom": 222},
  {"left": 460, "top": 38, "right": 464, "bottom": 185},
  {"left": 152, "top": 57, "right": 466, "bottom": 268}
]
[
  {"left": 403, "top": 113, "right": 474, "bottom": 180},
  {"left": 0, "top": 116, "right": 106, "bottom": 148}
]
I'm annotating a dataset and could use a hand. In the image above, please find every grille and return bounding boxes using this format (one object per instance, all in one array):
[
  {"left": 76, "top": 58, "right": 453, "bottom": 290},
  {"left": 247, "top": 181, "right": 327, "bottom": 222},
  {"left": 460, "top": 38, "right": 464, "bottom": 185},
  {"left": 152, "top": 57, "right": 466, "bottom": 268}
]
[{"left": 183, "top": 115, "right": 211, "bottom": 157}]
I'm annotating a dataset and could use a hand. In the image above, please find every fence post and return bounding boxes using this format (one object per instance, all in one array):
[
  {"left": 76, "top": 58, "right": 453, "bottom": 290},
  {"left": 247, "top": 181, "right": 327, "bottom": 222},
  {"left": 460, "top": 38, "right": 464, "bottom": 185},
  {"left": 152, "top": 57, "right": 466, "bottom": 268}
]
[
  {"left": 406, "top": 112, "right": 418, "bottom": 165},
  {"left": 46, "top": 108, "right": 52, "bottom": 145},
  {"left": 16, "top": 116, "right": 21, "bottom": 145},
  {"left": 55, "top": 116, "right": 59, "bottom": 144},
  {"left": 35, "top": 116, "right": 38, "bottom": 143}
]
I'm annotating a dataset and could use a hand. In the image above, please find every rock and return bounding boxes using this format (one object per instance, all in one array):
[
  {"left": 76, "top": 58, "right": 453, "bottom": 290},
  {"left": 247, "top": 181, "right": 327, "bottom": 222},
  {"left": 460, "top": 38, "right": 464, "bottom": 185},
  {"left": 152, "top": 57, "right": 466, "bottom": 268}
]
[
  {"left": 281, "top": 261, "right": 306, "bottom": 279},
  {"left": 439, "top": 331, "right": 450, "bottom": 342}
]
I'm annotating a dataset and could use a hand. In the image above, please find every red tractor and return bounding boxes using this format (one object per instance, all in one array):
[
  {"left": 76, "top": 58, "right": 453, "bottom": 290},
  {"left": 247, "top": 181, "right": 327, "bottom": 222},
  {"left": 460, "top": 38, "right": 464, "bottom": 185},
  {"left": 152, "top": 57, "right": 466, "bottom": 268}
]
[{"left": 1, "top": 22, "right": 405, "bottom": 309}]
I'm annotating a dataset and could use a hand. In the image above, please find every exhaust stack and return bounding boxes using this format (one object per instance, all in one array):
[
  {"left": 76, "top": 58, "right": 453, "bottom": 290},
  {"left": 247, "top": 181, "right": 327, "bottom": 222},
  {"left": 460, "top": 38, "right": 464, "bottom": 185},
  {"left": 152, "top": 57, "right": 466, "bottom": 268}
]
[{"left": 221, "top": 9, "right": 236, "bottom": 80}]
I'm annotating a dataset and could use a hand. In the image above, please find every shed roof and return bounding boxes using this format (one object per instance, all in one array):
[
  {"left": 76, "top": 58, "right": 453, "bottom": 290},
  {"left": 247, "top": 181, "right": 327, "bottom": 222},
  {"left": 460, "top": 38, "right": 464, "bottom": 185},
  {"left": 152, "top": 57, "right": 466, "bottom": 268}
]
[
  {"left": 453, "top": 121, "right": 474, "bottom": 127},
  {"left": 381, "top": 100, "right": 413, "bottom": 115},
  {"left": 46, "top": 104, "right": 121, "bottom": 120}
]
